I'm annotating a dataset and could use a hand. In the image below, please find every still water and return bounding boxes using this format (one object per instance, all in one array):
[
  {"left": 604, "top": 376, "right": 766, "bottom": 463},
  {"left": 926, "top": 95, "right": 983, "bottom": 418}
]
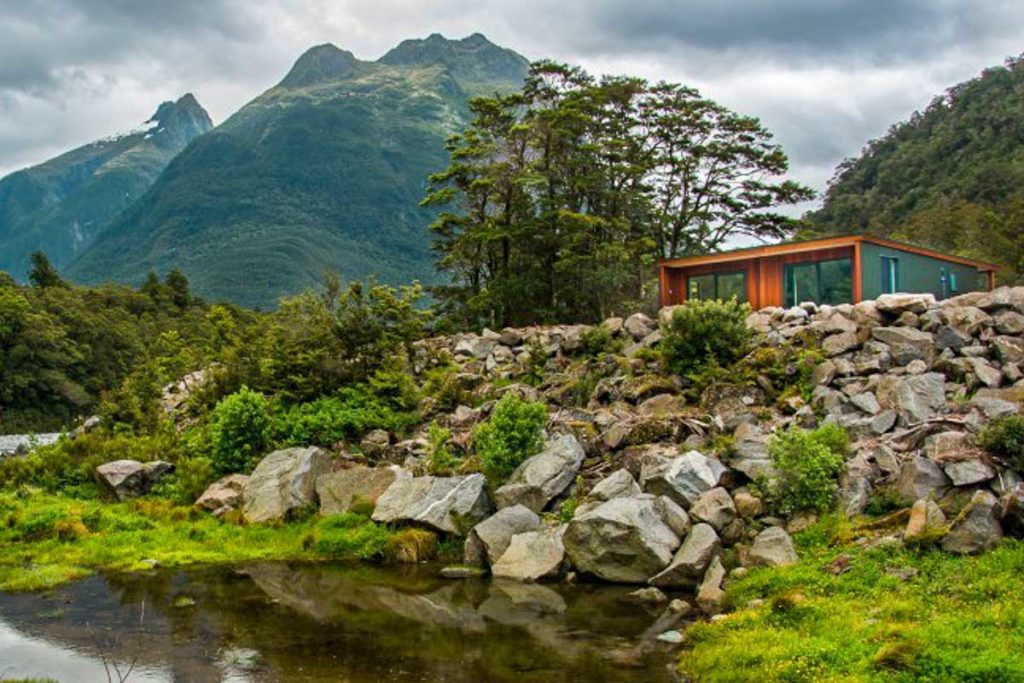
[{"left": 0, "top": 562, "right": 680, "bottom": 682}]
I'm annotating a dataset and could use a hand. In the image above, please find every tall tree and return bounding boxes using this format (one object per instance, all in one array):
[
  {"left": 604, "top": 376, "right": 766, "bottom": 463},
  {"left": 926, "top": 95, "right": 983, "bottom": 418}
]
[{"left": 424, "top": 61, "right": 812, "bottom": 327}]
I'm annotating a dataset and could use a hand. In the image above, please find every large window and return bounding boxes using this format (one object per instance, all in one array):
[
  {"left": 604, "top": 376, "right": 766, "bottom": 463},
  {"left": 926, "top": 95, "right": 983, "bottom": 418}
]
[
  {"left": 784, "top": 258, "right": 852, "bottom": 307},
  {"left": 688, "top": 271, "right": 747, "bottom": 303}
]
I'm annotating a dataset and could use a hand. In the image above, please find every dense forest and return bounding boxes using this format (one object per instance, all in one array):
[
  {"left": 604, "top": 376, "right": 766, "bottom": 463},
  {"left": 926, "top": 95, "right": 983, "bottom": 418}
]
[{"left": 806, "top": 55, "right": 1024, "bottom": 284}]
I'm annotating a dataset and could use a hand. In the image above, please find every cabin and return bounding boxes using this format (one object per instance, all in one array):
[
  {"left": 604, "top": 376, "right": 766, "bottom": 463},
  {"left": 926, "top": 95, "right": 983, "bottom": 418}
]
[{"left": 658, "top": 234, "right": 997, "bottom": 309}]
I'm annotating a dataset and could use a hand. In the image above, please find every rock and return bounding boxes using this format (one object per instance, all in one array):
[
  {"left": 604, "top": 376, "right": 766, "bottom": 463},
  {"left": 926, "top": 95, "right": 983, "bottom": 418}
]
[
  {"left": 195, "top": 474, "right": 249, "bottom": 513},
  {"left": 624, "top": 313, "right": 655, "bottom": 340},
  {"left": 243, "top": 447, "right": 332, "bottom": 523},
  {"left": 688, "top": 487, "right": 737, "bottom": 532},
  {"left": 923, "top": 431, "right": 977, "bottom": 463},
  {"left": 822, "top": 331, "right": 860, "bottom": 357},
  {"left": 871, "top": 410, "right": 898, "bottom": 434},
  {"left": 969, "top": 358, "right": 1003, "bottom": 389},
  {"left": 316, "top": 466, "right": 407, "bottom": 516},
  {"left": 641, "top": 451, "right": 727, "bottom": 509},
  {"left": 838, "top": 474, "right": 872, "bottom": 517},
  {"left": 849, "top": 392, "right": 881, "bottom": 415},
  {"left": 946, "top": 306, "right": 993, "bottom": 335},
  {"left": 935, "top": 325, "right": 972, "bottom": 352},
  {"left": 654, "top": 496, "right": 692, "bottom": 538},
  {"left": 491, "top": 526, "right": 567, "bottom": 581},
  {"left": 812, "top": 360, "right": 837, "bottom": 386},
  {"left": 696, "top": 556, "right": 727, "bottom": 615},
  {"left": 649, "top": 523, "right": 721, "bottom": 588},
  {"left": 636, "top": 393, "right": 687, "bottom": 418},
  {"left": 943, "top": 460, "right": 996, "bottom": 487},
  {"left": 733, "top": 491, "right": 763, "bottom": 519},
  {"left": 359, "top": 429, "right": 391, "bottom": 457},
  {"left": 747, "top": 527, "right": 798, "bottom": 568},
  {"left": 372, "top": 473, "right": 492, "bottom": 535},
  {"left": 628, "top": 587, "right": 668, "bottom": 604},
  {"left": 656, "top": 630, "right": 684, "bottom": 645},
  {"left": 999, "top": 484, "right": 1024, "bottom": 538},
  {"left": 494, "top": 434, "right": 585, "bottom": 513},
  {"left": 904, "top": 499, "right": 947, "bottom": 544},
  {"left": 942, "top": 490, "right": 1002, "bottom": 554},
  {"left": 896, "top": 455, "right": 952, "bottom": 502},
  {"left": 563, "top": 495, "right": 682, "bottom": 583},
  {"left": 876, "top": 293, "right": 935, "bottom": 315},
  {"left": 992, "top": 336, "right": 1024, "bottom": 365},
  {"left": 880, "top": 372, "right": 947, "bottom": 424},
  {"left": 668, "top": 599, "right": 692, "bottom": 615},
  {"left": 588, "top": 469, "right": 641, "bottom": 503},
  {"left": 439, "top": 565, "right": 487, "bottom": 579},
  {"left": 464, "top": 505, "right": 542, "bottom": 566},
  {"left": 994, "top": 310, "right": 1024, "bottom": 335},
  {"left": 871, "top": 327, "right": 935, "bottom": 359},
  {"left": 96, "top": 460, "right": 175, "bottom": 501}
]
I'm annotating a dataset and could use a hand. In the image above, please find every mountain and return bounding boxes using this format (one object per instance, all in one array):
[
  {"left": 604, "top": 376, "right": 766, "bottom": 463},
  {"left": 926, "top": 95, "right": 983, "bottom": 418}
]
[
  {"left": 0, "top": 95, "right": 212, "bottom": 279},
  {"left": 68, "top": 34, "right": 530, "bottom": 309},
  {"left": 805, "top": 55, "right": 1024, "bottom": 283}
]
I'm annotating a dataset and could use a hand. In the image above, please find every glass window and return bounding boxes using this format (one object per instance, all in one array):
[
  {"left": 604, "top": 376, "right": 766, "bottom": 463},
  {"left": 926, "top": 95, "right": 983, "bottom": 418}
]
[
  {"left": 717, "top": 272, "right": 747, "bottom": 302},
  {"left": 784, "top": 258, "right": 853, "bottom": 307},
  {"left": 687, "top": 271, "right": 746, "bottom": 303}
]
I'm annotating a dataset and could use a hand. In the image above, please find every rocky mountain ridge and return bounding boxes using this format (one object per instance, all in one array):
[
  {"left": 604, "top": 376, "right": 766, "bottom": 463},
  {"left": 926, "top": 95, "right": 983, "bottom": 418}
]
[{"left": 0, "top": 94, "right": 213, "bottom": 279}]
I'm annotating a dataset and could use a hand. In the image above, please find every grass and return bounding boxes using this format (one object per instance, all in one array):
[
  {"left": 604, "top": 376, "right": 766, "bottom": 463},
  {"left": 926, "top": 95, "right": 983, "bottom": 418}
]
[
  {"left": 678, "top": 516, "right": 1024, "bottom": 682},
  {"left": 0, "top": 490, "right": 400, "bottom": 592}
]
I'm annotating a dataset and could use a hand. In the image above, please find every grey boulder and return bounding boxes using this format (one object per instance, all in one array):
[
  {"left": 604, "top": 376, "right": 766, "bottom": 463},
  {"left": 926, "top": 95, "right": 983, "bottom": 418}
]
[
  {"left": 316, "top": 466, "right": 408, "bottom": 516},
  {"left": 494, "top": 434, "right": 585, "bottom": 513},
  {"left": 96, "top": 459, "right": 175, "bottom": 501},
  {"left": 942, "top": 490, "right": 1002, "bottom": 555},
  {"left": 243, "top": 447, "right": 332, "bottom": 523},
  {"left": 464, "top": 505, "right": 542, "bottom": 566},
  {"left": 649, "top": 523, "right": 721, "bottom": 588},
  {"left": 490, "top": 526, "right": 568, "bottom": 581},
  {"left": 195, "top": 474, "right": 249, "bottom": 514},
  {"left": 641, "top": 451, "right": 727, "bottom": 509},
  {"left": 372, "top": 473, "right": 492, "bottom": 535},
  {"left": 747, "top": 527, "right": 799, "bottom": 567}
]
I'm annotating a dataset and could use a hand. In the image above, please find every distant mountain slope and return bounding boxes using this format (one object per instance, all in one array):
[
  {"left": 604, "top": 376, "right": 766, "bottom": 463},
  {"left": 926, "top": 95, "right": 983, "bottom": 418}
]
[
  {"left": 805, "top": 56, "right": 1024, "bottom": 283},
  {"left": 69, "top": 33, "right": 529, "bottom": 309},
  {"left": 0, "top": 95, "right": 212, "bottom": 278}
]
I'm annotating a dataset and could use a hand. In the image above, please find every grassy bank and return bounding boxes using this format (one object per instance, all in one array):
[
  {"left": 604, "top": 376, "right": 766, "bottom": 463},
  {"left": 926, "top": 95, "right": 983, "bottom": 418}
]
[
  {"left": 0, "top": 491, "right": 431, "bottom": 592},
  {"left": 679, "top": 517, "right": 1024, "bottom": 682}
]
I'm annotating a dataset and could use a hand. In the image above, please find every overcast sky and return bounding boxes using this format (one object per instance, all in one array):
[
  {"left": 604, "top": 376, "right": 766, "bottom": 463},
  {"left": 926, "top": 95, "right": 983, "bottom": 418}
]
[{"left": 3, "top": 0, "right": 1024, "bottom": 208}]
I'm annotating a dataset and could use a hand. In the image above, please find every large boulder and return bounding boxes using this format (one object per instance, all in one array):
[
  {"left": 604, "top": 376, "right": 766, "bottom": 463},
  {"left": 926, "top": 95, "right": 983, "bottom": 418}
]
[
  {"left": 878, "top": 373, "right": 947, "bottom": 424},
  {"left": 747, "top": 527, "right": 799, "bottom": 567},
  {"left": 563, "top": 495, "right": 682, "bottom": 583},
  {"left": 649, "top": 523, "right": 721, "bottom": 588},
  {"left": 896, "top": 455, "right": 952, "bottom": 502},
  {"left": 372, "top": 473, "right": 492, "bottom": 535},
  {"left": 464, "top": 505, "right": 542, "bottom": 566},
  {"left": 904, "top": 498, "right": 947, "bottom": 544},
  {"left": 871, "top": 327, "right": 935, "bottom": 360},
  {"left": 96, "top": 460, "right": 175, "bottom": 501},
  {"left": 688, "top": 487, "right": 737, "bottom": 532},
  {"left": 575, "top": 469, "right": 641, "bottom": 516},
  {"left": 641, "top": 451, "right": 727, "bottom": 509},
  {"left": 942, "top": 490, "right": 1002, "bottom": 555},
  {"left": 195, "top": 474, "right": 249, "bottom": 514},
  {"left": 876, "top": 293, "right": 935, "bottom": 315},
  {"left": 490, "top": 526, "right": 568, "bottom": 581},
  {"left": 243, "top": 447, "right": 332, "bottom": 523},
  {"left": 494, "top": 434, "right": 586, "bottom": 513},
  {"left": 316, "top": 466, "right": 408, "bottom": 516}
]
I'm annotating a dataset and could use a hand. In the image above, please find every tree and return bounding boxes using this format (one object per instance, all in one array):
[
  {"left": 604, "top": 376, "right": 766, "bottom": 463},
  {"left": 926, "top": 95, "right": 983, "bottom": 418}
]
[
  {"left": 424, "top": 61, "right": 812, "bottom": 327},
  {"left": 28, "top": 252, "right": 66, "bottom": 289},
  {"left": 166, "top": 269, "right": 192, "bottom": 308}
]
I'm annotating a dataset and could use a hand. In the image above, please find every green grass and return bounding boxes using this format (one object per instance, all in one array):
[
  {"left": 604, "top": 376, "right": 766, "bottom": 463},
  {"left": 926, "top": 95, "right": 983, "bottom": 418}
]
[
  {"left": 0, "top": 491, "right": 397, "bottom": 592},
  {"left": 678, "top": 516, "right": 1024, "bottom": 682}
]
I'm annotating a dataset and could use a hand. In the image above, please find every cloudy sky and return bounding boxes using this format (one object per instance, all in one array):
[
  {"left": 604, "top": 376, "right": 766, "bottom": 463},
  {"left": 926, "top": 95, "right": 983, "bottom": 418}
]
[{"left": 3, "top": 0, "right": 1024, "bottom": 207}]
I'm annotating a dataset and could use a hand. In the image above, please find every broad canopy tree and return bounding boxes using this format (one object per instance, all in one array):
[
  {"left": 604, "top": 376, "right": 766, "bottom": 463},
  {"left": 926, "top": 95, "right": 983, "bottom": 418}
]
[{"left": 424, "top": 61, "right": 813, "bottom": 327}]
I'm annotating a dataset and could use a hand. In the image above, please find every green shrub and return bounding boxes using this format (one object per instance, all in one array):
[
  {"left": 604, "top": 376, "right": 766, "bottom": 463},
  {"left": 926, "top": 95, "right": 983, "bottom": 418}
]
[
  {"left": 209, "top": 387, "right": 272, "bottom": 475},
  {"left": 979, "top": 415, "right": 1024, "bottom": 470},
  {"left": 273, "top": 387, "right": 417, "bottom": 447},
  {"left": 579, "top": 325, "right": 616, "bottom": 356},
  {"left": 761, "top": 423, "right": 848, "bottom": 515},
  {"left": 660, "top": 299, "right": 752, "bottom": 377},
  {"left": 425, "top": 422, "right": 456, "bottom": 475},
  {"left": 473, "top": 393, "right": 547, "bottom": 483}
]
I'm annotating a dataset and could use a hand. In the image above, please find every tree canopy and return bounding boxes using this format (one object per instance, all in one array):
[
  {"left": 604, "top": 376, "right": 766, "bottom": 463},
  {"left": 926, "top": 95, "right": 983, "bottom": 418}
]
[{"left": 423, "top": 61, "right": 813, "bottom": 328}]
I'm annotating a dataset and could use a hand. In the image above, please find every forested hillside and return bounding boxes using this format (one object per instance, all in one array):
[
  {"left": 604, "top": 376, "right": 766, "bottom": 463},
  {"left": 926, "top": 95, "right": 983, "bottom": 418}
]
[
  {"left": 0, "top": 95, "right": 212, "bottom": 279},
  {"left": 806, "top": 55, "right": 1024, "bottom": 283},
  {"left": 68, "top": 34, "right": 529, "bottom": 309}
]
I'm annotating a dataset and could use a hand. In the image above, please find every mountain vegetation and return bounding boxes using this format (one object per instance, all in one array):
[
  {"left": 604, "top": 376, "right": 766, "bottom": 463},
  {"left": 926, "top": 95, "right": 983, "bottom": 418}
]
[
  {"left": 806, "top": 55, "right": 1024, "bottom": 284},
  {"left": 67, "top": 34, "right": 529, "bottom": 309},
  {"left": 424, "top": 61, "right": 813, "bottom": 327},
  {"left": 0, "top": 95, "right": 212, "bottom": 280}
]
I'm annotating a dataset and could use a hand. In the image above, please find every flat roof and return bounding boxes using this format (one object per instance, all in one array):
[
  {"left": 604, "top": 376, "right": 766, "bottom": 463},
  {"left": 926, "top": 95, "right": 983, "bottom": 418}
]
[{"left": 658, "top": 233, "right": 998, "bottom": 271}]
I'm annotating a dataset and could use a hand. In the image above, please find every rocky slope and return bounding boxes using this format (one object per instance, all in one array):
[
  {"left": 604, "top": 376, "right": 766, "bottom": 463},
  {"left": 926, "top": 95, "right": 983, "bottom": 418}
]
[
  {"left": 0, "top": 95, "right": 212, "bottom": 279},
  {"left": 68, "top": 34, "right": 529, "bottom": 308}
]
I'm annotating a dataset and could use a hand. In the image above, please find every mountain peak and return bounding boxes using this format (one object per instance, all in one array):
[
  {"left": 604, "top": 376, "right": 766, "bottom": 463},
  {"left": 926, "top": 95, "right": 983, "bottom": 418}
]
[
  {"left": 378, "top": 32, "right": 528, "bottom": 88},
  {"left": 146, "top": 94, "right": 213, "bottom": 141},
  {"left": 280, "top": 44, "right": 360, "bottom": 87}
]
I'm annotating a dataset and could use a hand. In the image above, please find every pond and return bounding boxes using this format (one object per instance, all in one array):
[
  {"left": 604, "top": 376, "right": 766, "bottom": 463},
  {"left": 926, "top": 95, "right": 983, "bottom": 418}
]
[{"left": 0, "top": 562, "right": 681, "bottom": 682}]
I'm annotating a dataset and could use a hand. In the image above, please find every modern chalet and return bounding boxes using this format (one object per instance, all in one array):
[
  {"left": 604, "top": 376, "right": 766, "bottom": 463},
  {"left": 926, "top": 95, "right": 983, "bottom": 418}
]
[{"left": 658, "top": 234, "right": 997, "bottom": 309}]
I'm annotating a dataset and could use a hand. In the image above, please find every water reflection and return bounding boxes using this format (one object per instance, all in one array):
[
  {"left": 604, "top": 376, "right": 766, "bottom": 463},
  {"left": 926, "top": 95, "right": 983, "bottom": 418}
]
[{"left": 0, "top": 562, "right": 679, "bottom": 682}]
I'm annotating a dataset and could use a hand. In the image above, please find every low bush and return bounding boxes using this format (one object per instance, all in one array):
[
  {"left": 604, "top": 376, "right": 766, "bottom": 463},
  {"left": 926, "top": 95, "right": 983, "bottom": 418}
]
[
  {"left": 473, "top": 393, "right": 547, "bottom": 483},
  {"left": 979, "top": 414, "right": 1024, "bottom": 470},
  {"left": 425, "top": 422, "right": 456, "bottom": 475},
  {"left": 273, "top": 386, "right": 418, "bottom": 448},
  {"left": 209, "top": 387, "right": 272, "bottom": 475},
  {"left": 660, "top": 298, "right": 752, "bottom": 378},
  {"left": 760, "top": 423, "right": 848, "bottom": 515},
  {"left": 578, "top": 325, "right": 617, "bottom": 356},
  {"left": 308, "top": 513, "right": 391, "bottom": 560}
]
